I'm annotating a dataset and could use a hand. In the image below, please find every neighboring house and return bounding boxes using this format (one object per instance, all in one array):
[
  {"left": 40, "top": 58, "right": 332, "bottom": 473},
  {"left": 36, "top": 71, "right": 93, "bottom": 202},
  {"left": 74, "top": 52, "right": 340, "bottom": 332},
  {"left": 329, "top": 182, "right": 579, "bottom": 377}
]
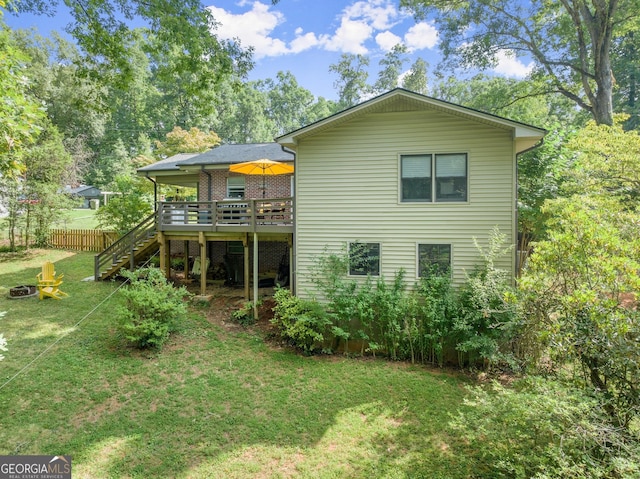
[
  {"left": 276, "top": 88, "right": 545, "bottom": 297},
  {"left": 117, "top": 88, "right": 544, "bottom": 305},
  {"left": 64, "top": 185, "right": 102, "bottom": 208}
]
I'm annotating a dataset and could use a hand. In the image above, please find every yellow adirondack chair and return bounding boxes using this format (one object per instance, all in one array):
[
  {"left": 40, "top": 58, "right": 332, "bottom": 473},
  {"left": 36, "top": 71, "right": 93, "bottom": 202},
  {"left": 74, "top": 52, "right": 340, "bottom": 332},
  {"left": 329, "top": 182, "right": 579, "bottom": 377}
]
[
  {"left": 37, "top": 261, "right": 68, "bottom": 300},
  {"left": 37, "top": 261, "right": 60, "bottom": 284}
]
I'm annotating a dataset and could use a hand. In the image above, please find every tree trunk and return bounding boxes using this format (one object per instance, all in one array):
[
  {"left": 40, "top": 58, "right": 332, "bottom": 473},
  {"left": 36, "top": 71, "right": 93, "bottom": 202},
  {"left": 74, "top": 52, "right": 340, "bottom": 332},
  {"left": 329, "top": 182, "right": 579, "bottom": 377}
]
[
  {"left": 593, "top": 63, "right": 614, "bottom": 126},
  {"left": 581, "top": 0, "right": 616, "bottom": 126}
]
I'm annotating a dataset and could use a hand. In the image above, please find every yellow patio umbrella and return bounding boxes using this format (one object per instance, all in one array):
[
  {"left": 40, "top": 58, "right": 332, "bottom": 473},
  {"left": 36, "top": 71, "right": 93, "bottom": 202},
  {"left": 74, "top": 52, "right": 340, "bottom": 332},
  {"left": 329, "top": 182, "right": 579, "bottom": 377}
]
[{"left": 229, "top": 159, "right": 294, "bottom": 197}]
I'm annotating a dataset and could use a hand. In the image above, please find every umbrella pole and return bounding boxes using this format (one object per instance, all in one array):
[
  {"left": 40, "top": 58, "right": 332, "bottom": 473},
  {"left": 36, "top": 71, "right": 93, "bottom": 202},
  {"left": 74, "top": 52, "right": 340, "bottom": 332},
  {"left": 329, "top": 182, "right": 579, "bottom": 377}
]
[{"left": 253, "top": 232, "right": 259, "bottom": 319}]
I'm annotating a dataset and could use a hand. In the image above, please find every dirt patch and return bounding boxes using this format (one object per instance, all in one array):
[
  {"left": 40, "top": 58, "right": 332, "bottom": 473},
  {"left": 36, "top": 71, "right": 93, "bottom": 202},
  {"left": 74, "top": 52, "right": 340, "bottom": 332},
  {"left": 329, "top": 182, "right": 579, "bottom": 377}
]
[
  {"left": 202, "top": 295, "right": 279, "bottom": 338},
  {"left": 175, "top": 275, "right": 280, "bottom": 337}
]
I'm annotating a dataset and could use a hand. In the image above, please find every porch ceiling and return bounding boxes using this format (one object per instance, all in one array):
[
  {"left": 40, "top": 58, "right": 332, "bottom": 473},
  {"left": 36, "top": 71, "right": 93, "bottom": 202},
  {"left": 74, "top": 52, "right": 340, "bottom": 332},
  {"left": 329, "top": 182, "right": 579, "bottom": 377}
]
[{"left": 142, "top": 171, "right": 198, "bottom": 188}]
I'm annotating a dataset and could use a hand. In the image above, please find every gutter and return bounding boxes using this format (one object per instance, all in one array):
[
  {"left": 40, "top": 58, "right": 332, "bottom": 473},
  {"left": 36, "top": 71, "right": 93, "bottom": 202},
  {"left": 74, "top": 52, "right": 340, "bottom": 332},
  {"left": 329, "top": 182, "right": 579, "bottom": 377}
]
[
  {"left": 145, "top": 174, "right": 158, "bottom": 210},
  {"left": 201, "top": 166, "right": 212, "bottom": 201},
  {"left": 280, "top": 145, "right": 297, "bottom": 294}
]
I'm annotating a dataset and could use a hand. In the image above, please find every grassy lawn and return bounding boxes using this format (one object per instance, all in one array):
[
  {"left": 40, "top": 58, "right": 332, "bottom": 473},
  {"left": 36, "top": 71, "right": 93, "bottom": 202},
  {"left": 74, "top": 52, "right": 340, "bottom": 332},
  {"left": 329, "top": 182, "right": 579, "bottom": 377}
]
[
  {"left": 0, "top": 250, "right": 479, "bottom": 478},
  {"left": 52, "top": 208, "right": 100, "bottom": 229},
  {"left": 0, "top": 209, "right": 100, "bottom": 243}
]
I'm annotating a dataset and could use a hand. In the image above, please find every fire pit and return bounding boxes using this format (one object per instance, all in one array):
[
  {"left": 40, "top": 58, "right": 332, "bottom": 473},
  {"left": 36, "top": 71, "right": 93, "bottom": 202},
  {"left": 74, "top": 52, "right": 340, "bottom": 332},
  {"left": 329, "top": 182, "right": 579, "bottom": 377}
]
[{"left": 9, "top": 285, "right": 37, "bottom": 299}]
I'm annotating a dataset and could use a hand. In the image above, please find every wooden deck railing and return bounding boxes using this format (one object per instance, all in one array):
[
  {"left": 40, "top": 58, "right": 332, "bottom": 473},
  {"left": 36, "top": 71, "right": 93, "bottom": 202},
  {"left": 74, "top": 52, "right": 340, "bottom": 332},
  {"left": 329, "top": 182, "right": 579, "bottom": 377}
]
[{"left": 157, "top": 198, "right": 293, "bottom": 233}]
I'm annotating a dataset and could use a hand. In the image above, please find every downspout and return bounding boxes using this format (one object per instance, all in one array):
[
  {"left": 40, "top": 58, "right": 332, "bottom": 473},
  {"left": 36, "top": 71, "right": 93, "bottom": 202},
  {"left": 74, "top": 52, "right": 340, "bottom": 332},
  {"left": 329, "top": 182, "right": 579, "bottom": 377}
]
[
  {"left": 280, "top": 145, "right": 297, "bottom": 295},
  {"left": 145, "top": 175, "right": 158, "bottom": 210},
  {"left": 201, "top": 166, "right": 213, "bottom": 201}
]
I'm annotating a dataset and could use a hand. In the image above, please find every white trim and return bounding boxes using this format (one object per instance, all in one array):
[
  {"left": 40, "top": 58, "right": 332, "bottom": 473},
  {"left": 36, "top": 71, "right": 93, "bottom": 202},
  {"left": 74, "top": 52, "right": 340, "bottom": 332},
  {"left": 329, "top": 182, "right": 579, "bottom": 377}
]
[{"left": 277, "top": 89, "right": 545, "bottom": 151}]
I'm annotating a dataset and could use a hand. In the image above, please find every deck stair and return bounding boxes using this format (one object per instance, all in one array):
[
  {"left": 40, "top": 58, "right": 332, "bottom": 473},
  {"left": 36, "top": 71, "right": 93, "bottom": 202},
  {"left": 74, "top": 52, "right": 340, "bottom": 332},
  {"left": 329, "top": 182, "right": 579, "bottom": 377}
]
[{"left": 94, "top": 213, "right": 158, "bottom": 280}]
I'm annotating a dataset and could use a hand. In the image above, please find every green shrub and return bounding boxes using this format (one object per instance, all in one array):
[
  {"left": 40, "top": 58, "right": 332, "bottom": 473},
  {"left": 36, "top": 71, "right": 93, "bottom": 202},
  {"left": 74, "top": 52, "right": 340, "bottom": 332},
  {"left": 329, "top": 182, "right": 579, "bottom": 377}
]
[
  {"left": 170, "top": 257, "right": 185, "bottom": 271},
  {"left": 416, "top": 270, "right": 457, "bottom": 367},
  {"left": 271, "top": 288, "right": 331, "bottom": 354},
  {"left": 117, "top": 267, "right": 191, "bottom": 349},
  {"left": 520, "top": 196, "right": 640, "bottom": 429},
  {"left": 231, "top": 301, "right": 258, "bottom": 326},
  {"left": 304, "top": 231, "right": 520, "bottom": 368},
  {"left": 454, "top": 228, "right": 519, "bottom": 368},
  {"left": 450, "top": 377, "right": 640, "bottom": 478}
]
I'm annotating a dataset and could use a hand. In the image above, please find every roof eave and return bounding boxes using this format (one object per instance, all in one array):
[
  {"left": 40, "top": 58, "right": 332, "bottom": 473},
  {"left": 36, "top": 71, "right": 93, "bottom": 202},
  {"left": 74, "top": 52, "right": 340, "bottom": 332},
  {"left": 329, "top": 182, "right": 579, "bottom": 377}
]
[{"left": 275, "top": 88, "right": 547, "bottom": 148}]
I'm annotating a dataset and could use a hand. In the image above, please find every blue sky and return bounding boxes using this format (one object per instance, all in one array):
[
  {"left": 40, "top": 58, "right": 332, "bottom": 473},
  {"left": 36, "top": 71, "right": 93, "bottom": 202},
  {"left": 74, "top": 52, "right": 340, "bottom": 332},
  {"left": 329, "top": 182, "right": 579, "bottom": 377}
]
[{"left": 5, "top": 0, "right": 535, "bottom": 101}]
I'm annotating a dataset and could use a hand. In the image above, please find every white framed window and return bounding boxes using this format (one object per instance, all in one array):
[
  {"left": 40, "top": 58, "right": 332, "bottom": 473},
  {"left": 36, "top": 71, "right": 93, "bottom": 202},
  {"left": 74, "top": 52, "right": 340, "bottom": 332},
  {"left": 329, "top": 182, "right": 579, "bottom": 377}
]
[
  {"left": 348, "top": 242, "right": 380, "bottom": 276},
  {"left": 418, "top": 243, "right": 452, "bottom": 277},
  {"left": 227, "top": 176, "right": 245, "bottom": 199},
  {"left": 401, "top": 153, "right": 467, "bottom": 202},
  {"left": 401, "top": 154, "right": 431, "bottom": 201}
]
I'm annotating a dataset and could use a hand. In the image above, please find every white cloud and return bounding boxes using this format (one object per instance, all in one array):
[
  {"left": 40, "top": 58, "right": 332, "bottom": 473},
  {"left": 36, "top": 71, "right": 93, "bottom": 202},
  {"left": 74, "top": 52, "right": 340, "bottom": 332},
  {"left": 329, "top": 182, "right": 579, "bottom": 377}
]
[
  {"left": 207, "top": 2, "right": 289, "bottom": 58},
  {"left": 375, "top": 31, "right": 403, "bottom": 51},
  {"left": 290, "top": 31, "right": 322, "bottom": 54},
  {"left": 404, "top": 22, "right": 438, "bottom": 51},
  {"left": 317, "top": 0, "right": 403, "bottom": 53},
  {"left": 493, "top": 50, "right": 535, "bottom": 78},
  {"left": 343, "top": 0, "right": 401, "bottom": 30},
  {"left": 321, "top": 18, "right": 373, "bottom": 54},
  {"left": 206, "top": 0, "right": 412, "bottom": 59}
]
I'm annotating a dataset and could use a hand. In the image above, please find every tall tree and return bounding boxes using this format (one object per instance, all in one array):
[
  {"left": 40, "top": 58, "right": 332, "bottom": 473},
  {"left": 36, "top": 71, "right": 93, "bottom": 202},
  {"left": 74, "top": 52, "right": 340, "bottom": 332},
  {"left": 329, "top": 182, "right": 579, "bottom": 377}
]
[
  {"left": 212, "top": 81, "right": 276, "bottom": 144},
  {"left": 401, "top": 57, "right": 429, "bottom": 94},
  {"left": 329, "top": 53, "right": 370, "bottom": 109},
  {"left": 373, "top": 44, "right": 408, "bottom": 94},
  {"left": 10, "top": 0, "right": 252, "bottom": 91},
  {"left": 612, "top": 31, "right": 640, "bottom": 129},
  {"left": 19, "top": 122, "right": 73, "bottom": 247},
  {"left": 401, "top": 0, "right": 640, "bottom": 125},
  {"left": 0, "top": 22, "right": 44, "bottom": 174},
  {"left": 155, "top": 126, "right": 220, "bottom": 158},
  {"left": 261, "top": 71, "right": 315, "bottom": 135}
]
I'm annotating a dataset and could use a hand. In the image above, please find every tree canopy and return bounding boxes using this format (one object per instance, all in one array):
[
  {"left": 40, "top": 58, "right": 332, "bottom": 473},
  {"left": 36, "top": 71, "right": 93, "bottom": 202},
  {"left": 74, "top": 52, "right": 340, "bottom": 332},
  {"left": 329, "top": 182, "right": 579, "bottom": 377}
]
[
  {"left": 401, "top": 0, "right": 640, "bottom": 125},
  {"left": 0, "top": 22, "right": 44, "bottom": 174},
  {"left": 9, "top": 0, "right": 253, "bottom": 88},
  {"left": 154, "top": 126, "right": 220, "bottom": 159}
]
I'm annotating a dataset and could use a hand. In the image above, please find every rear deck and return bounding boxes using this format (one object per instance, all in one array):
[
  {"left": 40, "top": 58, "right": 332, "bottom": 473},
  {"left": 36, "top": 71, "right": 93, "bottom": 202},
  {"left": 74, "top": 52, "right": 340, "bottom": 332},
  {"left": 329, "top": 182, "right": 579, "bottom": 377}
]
[
  {"left": 156, "top": 198, "right": 294, "bottom": 306},
  {"left": 157, "top": 198, "right": 293, "bottom": 234}
]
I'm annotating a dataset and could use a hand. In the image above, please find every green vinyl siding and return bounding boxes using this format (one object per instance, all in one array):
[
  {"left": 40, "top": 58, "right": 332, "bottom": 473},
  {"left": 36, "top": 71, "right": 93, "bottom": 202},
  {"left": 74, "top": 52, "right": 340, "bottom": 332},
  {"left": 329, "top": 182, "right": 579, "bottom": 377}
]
[{"left": 292, "top": 107, "right": 516, "bottom": 297}]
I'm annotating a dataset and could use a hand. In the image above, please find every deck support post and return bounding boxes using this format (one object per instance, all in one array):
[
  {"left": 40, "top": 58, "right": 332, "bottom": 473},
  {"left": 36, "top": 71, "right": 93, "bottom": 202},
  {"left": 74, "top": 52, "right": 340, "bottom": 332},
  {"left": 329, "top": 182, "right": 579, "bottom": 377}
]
[
  {"left": 199, "top": 232, "right": 206, "bottom": 296},
  {"left": 158, "top": 232, "right": 170, "bottom": 279},
  {"left": 183, "top": 240, "right": 189, "bottom": 281},
  {"left": 253, "top": 232, "right": 259, "bottom": 319},
  {"left": 243, "top": 234, "right": 250, "bottom": 301}
]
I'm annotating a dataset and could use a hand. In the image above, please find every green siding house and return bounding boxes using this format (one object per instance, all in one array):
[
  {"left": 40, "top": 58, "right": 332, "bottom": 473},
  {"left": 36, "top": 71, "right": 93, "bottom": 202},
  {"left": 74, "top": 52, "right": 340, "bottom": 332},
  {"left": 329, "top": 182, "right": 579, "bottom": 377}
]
[
  {"left": 114, "top": 88, "right": 544, "bottom": 305},
  {"left": 276, "top": 88, "right": 546, "bottom": 297}
]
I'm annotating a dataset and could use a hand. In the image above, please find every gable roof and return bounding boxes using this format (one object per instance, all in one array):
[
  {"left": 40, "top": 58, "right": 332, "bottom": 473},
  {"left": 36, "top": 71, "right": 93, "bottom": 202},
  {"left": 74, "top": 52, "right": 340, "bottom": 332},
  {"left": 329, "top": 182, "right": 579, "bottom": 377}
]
[
  {"left": 137, "top": 143, "right": 294, "bottom": 187},
  {"left": 178, "top": 143, "right": 293, "bottom": 167},
  {"left": 276, "top": 88, "right": 546, "bottom": 154},
  {"left": 137, "top": 153, "right": 200, "bottom": 173}
]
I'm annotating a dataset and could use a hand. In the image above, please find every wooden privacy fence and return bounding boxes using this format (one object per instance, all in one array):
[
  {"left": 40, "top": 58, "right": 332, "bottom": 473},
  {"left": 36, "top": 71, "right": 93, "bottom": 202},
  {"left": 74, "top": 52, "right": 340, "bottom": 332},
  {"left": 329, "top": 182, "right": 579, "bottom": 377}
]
[{"left": 49, "top": 229, "right": 119, "bottom": 252}]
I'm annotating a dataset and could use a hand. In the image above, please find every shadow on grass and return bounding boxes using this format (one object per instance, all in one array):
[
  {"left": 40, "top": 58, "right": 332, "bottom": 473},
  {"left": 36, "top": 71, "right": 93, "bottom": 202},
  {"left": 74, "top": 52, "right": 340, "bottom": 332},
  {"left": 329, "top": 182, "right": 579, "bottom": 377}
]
[{"left": 0, "top": 251, "right": 478, "bottom": 478}]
